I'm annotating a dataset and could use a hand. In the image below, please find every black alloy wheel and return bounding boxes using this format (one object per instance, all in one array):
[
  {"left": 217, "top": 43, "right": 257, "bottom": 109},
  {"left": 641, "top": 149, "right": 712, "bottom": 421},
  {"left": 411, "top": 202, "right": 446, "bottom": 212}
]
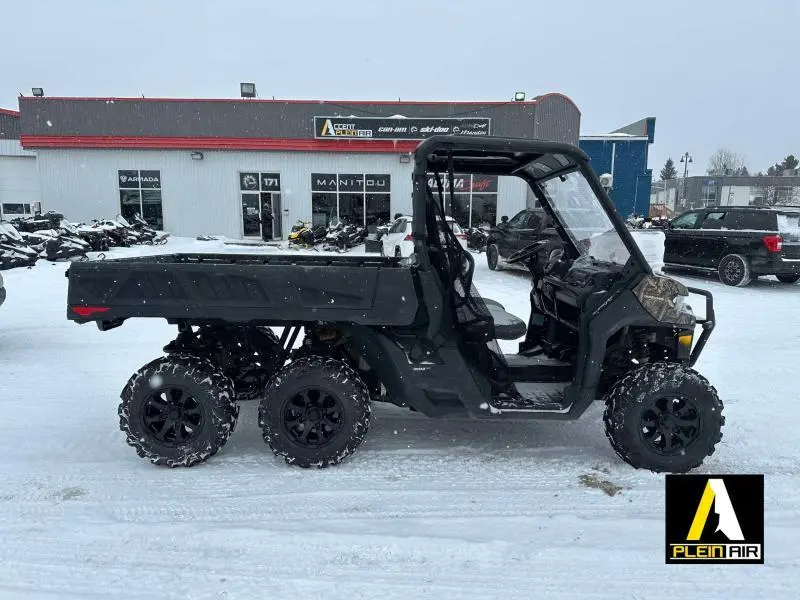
[
  {"left": 282, "top": 388, "right": 344, "bottom": 448},
  {"left": 141, "top": 386, "right": 204, "bottom": 446},
  {"left": 638, "top": 395, "right": 701, "bottom": 455}
]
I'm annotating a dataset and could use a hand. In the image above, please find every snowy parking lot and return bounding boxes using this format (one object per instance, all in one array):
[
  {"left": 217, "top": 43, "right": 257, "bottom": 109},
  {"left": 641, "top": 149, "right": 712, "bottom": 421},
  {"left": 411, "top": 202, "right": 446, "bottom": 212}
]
[{"left": 0, "top": 236, "right": 797, "bottom": 599}]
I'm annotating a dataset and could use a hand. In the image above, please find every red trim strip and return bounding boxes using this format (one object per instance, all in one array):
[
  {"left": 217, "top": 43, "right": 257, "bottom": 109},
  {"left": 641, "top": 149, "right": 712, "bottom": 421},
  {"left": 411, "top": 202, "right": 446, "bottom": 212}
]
[
  {"left": 0, "top": 108, "right": 19, "bottom": 117},
  {"left": 20, "top": 96, "right": 536, "bottom": 106},
  {"left": 22, "top": 135, "right": 423, "bottom": 153}
]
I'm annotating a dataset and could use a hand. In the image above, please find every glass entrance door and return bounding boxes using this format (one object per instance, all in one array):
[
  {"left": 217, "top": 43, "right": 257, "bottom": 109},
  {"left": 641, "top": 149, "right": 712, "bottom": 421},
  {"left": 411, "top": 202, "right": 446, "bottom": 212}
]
[{"left": 242, "top": 194, "right": 261, "bottom": 237}]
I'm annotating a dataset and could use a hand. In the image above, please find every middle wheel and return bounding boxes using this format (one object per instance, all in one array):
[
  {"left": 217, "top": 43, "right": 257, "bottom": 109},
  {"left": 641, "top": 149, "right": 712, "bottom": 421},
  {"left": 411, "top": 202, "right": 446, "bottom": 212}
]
[{"left": 258, "top": 356, "right": 371, "bottom": 468}]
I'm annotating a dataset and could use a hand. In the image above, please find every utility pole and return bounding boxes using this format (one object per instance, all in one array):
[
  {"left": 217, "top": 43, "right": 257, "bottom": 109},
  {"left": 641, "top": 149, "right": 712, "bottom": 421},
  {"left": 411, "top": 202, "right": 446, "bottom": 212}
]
[{"left": 679, "top": 152, "right": 693, "bottom": 208}]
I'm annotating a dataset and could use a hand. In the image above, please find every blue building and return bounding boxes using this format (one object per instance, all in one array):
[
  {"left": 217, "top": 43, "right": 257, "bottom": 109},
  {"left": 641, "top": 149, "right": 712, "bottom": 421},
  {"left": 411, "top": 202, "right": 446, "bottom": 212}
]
[{"left": 579, "top": 117, "right": 656, "bottom": 218}]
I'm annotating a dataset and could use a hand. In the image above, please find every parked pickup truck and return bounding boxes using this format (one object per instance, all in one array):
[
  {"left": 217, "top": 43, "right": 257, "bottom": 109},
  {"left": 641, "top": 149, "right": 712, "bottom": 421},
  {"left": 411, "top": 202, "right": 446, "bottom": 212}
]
[
  {"left": 664, "top": 205, "right": 800, "bottom": 286},
  {"left": 485, "top": 208, "right": 560, "bottom": 271}
]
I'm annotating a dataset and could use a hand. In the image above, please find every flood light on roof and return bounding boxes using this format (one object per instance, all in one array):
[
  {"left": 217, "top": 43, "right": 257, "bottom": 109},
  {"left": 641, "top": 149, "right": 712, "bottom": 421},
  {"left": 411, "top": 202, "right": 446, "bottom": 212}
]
[
  {"left": 240, "top": 82, "right": 256, "bottom": 98},
  {"left": 514, "top": 91, "right": 525, "bottom": 101},
  {"left": 31, "top": 87, "right": 44, "bottom": 97}
]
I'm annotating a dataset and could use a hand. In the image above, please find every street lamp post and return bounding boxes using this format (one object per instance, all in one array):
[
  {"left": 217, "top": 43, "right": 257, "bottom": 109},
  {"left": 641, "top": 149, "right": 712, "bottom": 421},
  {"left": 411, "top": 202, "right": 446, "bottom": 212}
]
[{"left": 679, "top": 152, "right": 693, "bottom": 208}]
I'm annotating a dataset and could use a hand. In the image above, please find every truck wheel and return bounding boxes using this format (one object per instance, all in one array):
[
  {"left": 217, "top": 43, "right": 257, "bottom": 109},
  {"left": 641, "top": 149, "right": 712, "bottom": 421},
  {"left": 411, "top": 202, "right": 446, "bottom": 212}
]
[
  {"left": 603, "top": 363, "right": 724, "bottom": 473},
  {"left": 776, "top": 273, "right": 800, "bottom": 284},
  {"left": 487, "top": 244, "right": 502, "bottom": 271},
  {"left": 718, "top": 254, "right": 751, "bottom": 287},
  {"left": 258, "top": 356, "right": 371, "bottom": 468},
  {"left": 119, "top": 354, "right": 238, "bottom": 467}
]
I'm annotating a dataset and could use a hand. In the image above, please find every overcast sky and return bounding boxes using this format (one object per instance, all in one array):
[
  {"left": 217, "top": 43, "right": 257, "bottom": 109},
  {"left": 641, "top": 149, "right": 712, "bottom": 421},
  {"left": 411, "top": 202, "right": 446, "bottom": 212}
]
[{"left": 4, "top": 0, "right": 798, "bottom": 175}]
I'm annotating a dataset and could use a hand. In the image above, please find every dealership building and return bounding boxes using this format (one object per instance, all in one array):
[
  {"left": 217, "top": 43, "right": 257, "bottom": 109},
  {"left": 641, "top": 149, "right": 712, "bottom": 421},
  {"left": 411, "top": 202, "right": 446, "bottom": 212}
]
[
  {"left": 0, "top": 108, "right": 41, "bottom": 220},
  {"left": 14, "top": 94, "right": 581, "bottom": 239}
]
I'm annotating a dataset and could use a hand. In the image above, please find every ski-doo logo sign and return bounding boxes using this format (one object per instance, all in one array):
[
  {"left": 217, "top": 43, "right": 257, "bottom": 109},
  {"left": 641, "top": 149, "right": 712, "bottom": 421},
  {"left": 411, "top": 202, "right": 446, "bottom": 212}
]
[
  {"left": 665, "top": 474, "right": 764, "bottom": 564},
  {"left": 314, "top": 116, "right": 491, "bottom": 140},
  {"left": 118, "top": 170, "right": 161, "bottom": 189}
]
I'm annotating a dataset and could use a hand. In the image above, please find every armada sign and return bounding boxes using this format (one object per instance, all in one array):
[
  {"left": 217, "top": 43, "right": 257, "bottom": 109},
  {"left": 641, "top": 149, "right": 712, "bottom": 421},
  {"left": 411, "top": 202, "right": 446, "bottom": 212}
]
[
  {"left": 118, "top": 170, "right": 162, "bottom": 189},
  {"left": 314, "top": 116, "right": 491, "bottom": 140}
]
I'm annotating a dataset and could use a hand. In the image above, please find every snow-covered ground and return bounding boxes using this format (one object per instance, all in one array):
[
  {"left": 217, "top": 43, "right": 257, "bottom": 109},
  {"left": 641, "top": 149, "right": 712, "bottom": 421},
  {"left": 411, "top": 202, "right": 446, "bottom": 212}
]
[{"left": 0, "top": 235, "right": 797, "bottom": 599}]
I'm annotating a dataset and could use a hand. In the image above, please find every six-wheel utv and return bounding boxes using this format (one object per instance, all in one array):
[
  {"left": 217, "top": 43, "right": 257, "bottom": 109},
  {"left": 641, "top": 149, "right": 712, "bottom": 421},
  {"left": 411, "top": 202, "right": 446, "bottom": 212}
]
[{"left": 66, "top": 136, "right": 723, "bottom": 473}]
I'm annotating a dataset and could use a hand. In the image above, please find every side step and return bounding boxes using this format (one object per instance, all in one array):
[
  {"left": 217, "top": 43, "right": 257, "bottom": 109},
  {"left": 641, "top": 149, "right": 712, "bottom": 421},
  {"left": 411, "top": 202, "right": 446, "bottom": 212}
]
[
  {"left": 503, "top": 352, "right": 573, "bottom": 383},
  {"left": 489, "top": 382, "right": 570, "bottom": 413}
]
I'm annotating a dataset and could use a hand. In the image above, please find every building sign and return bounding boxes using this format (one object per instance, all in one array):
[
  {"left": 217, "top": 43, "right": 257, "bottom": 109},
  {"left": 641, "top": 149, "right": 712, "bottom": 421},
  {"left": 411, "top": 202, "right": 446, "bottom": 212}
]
[
  {"left": 119, "top": 170, "right": 161, "bottom": 188},
  {"left": 314, "top": 116, "right": 491, "bottom": 140},
  {"left": 311, "top": 173, "right": 391, "bottom": 193},
  {"left": 240, "top": 172, "right": 280, "bottom": 192},
  {"left": 426, "top": 173, "right": 498, "bottom": 193}
]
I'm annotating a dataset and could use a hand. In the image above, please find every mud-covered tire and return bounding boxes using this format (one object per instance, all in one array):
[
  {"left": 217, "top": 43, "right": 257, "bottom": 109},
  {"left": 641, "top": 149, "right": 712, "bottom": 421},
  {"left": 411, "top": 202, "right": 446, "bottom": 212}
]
[
  {"left": 487, "top": 244, "right": 502, "bottom": 271},
  {"left": 258, "top": 356, "right": 371, "bottom": 468},
  {"left": 119, "top": 354, "right": 238, "bottom": 467},
  {"left": 718, "top": 254, "right": 751, "bottom": 287},
  {"left": 776, "top": 273, "right": 800, "bottom": 284},
  {"left": 603, "top": 362, "right": 724, "bottom": 473}
]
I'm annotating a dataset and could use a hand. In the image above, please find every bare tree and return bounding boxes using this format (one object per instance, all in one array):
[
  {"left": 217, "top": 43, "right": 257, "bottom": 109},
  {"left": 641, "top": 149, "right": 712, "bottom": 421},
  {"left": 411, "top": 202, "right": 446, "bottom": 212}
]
[{"left": 707, "top": 148, "right": 747, "bottom": 176}]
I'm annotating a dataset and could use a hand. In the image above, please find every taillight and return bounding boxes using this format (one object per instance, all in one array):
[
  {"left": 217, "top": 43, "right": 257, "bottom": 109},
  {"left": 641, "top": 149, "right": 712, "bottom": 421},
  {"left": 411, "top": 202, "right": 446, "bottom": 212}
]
[
  {"left": 404, "top": 234, "right": 413, "bottom": 241},
  {"left": 72, "top": 306, "right": 110, "bottom": 317},
  {"left": 763, "top": 235, "right": 783, "bottom": 253}
]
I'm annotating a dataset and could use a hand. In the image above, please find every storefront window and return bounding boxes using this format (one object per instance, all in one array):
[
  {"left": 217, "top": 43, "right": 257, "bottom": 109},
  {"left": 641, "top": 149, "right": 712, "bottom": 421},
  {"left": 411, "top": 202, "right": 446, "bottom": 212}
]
[
  {"left": 118, "top": 170, "right": 163, "bottom": 229},
  {"left": 425, "top": 172, "right": 498, "bottom": 228},
  {"left": 239, "top": 172, "right": 282, "bottom": 239},
  {"left": 310, "top": 173, "right": 391, "bottom": 227}
]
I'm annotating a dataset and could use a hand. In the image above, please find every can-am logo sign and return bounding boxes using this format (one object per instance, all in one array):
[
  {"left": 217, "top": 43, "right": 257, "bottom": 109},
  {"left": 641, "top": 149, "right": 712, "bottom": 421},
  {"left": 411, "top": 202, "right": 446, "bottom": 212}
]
[{"left": 314, "top": 116, "right": 491, "bottom": 140}]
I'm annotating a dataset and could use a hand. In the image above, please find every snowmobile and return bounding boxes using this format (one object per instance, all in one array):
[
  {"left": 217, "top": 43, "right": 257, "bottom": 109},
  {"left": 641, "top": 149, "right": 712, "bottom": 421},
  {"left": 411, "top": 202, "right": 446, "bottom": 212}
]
[
  {"left": 466, "top": 224, "right": 490, "bottom": 252},
  {"left": 129, "top": 213, "right": 170, "bottom": 245},
  {"left": 0, "top": 222, "right": 39, "bottom": 269},
  {"left": 91, "top": 219, "right": 133, "bottom": 247},
  {"left": 287, "top": 220, "right": 311, "bottom": 245},
  {"left": 20, "top": 228, "right": 89, "bottom": 261}
]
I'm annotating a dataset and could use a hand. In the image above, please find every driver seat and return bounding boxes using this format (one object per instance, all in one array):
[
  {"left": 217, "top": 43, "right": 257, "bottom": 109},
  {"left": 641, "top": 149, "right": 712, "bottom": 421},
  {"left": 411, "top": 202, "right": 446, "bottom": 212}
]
[{"left": 483, "top": 298, "right": 527, "bottom": 340}]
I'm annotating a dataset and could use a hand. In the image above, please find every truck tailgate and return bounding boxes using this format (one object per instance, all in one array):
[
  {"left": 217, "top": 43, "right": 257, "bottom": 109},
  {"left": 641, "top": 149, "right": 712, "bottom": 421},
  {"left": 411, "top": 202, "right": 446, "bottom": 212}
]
[{"left": 66, "top": 253, "right": 419, "bottom": 326}]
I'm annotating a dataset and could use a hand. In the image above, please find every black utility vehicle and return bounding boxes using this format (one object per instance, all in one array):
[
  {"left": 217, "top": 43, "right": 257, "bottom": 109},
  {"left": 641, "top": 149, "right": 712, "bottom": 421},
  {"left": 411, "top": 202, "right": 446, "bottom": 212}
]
[
  {"left": 486, "top": 209, "right": 559, "bottom": 271},
  {"left": 664, "top": 205, "right": 800, "bottom": 286},
  {"left": 66, "top": 137, "right": 723, "bottom": 473}
]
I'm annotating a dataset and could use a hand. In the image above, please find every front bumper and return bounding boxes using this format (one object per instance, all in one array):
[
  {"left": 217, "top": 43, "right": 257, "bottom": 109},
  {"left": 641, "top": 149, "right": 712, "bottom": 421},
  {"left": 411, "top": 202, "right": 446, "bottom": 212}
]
[{"left": 685, "top": 286, "right": 715, "bottom": 367}]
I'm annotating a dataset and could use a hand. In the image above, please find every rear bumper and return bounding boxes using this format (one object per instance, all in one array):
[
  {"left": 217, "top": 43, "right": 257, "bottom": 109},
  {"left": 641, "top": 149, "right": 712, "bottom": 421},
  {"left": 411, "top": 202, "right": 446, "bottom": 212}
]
[{"left": 751, "top": 256, "right": 800, "bottom": 276}]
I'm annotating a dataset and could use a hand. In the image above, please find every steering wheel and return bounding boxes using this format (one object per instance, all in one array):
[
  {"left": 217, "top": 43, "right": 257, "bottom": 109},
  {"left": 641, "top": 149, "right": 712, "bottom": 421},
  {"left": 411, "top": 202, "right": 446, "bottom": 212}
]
[{"left": 506, "top": 239, "right": 549, "bottom": 264}]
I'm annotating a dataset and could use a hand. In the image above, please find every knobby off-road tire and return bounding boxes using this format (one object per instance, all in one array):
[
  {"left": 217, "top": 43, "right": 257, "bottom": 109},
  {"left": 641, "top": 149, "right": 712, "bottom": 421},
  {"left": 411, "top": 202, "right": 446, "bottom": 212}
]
[
  {"left": 119, "top": 354, "right": 238, "bottom": 468},
  {"left": 487, "top": 244, "right": 502, "bottom": 271},
  {"left": 718, "top": 253, "right": 751, "bottom": 287},
  {"left": 258, "top": 356, "right": 371, "bottom": 468},
  {"left": 603, "top": 362, "right": 724, "bottom": 473}
]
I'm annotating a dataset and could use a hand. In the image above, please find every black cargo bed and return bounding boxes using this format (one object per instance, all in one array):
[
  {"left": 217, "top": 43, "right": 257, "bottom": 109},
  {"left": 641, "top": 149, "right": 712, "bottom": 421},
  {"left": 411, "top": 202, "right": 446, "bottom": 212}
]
[{"left": 66, "top": 252, "right": 419, "bottom": 326}]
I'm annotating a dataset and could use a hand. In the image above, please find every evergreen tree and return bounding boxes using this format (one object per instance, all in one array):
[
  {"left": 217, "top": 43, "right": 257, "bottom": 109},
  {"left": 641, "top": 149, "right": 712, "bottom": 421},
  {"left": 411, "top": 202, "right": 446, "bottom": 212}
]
[{"left": 660, "top": 157, "right": 678, "bottom": 180}]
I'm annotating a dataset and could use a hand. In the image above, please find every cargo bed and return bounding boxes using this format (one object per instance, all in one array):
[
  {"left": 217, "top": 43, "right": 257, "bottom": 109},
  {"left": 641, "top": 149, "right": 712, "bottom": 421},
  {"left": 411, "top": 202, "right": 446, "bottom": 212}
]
[{"left": 66, "top": 252, "right": 419, "bottom": 327}]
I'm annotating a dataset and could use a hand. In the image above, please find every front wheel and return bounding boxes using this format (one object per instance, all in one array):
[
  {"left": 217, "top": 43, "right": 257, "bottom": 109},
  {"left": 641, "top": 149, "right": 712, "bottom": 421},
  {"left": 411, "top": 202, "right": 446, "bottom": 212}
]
[
  {"left": 603, "top": 363, "right": 724, "bottom": 473},
  {"left": 718, "top": 253, "right": 751, "bottom": 287},
  {"left": 776, "top": 273, "right": 800, "bottom": 284}
]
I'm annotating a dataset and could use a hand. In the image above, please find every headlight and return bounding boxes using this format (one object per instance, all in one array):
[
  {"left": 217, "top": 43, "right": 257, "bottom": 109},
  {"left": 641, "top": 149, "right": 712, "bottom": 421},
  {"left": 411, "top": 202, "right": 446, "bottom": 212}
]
[{"left": 633, "top": 274, "right": 695, "bottom": 325}]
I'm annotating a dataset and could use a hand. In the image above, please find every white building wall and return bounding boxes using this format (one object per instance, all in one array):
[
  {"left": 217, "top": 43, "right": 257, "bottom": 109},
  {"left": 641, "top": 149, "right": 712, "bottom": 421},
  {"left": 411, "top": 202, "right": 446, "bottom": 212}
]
[{"left": 34, "top": 148, "right": 530, "bottom": 238}]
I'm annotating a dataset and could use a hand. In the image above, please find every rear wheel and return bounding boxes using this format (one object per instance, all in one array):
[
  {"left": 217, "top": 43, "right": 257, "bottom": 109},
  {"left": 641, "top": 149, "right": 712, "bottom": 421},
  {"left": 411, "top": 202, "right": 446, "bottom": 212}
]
[
  {"left": 258, "top": 356, "right": 371, "bottom": 468},
  {"left": 603, "top": 363, "right": 724, "bottom": 473},
  {"left": 487, "top": 244, "right": 502, "bottom": 271},
  {"left": 718, "top": 254, "right": 751, "bottom": 287},
  {"left": 776, "top": 273, "right": 800, "bottom": 284},
  {"left": 119, "top": 354, "right": 238, "bottom": 467}
]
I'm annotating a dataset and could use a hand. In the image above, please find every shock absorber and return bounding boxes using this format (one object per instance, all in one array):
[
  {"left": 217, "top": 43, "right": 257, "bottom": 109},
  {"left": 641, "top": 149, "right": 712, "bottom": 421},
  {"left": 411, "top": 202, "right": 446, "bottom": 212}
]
[{"left": 633, "top": 332, "right": 650, "bottom": 365}]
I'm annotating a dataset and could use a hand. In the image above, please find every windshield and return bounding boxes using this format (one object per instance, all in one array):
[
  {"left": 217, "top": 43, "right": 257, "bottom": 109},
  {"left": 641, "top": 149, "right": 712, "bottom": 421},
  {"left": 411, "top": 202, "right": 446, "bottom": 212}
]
[{"left": 539, "top": 170, "right": 631, "bottom": 266}]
